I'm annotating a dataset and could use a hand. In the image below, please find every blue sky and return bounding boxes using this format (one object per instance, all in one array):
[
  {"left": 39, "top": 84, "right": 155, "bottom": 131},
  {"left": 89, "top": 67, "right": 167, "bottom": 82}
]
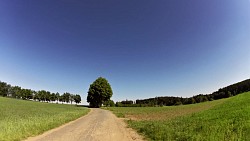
[{"left": 0, "top": 0, "right": 250, "bottom": 104}]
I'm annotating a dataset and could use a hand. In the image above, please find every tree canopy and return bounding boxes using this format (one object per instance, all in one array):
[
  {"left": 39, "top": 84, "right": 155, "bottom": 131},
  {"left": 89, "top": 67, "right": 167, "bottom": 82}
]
[{"left": 87, "top": 77, "right": 113, "bottom": 108}]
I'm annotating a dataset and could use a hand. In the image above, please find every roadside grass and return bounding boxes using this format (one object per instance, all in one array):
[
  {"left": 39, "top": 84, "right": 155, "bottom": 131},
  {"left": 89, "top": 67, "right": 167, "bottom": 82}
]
[
  {"left": 0, "top": 97, "right": 89, "bottom": 141},
  {"left": 106, "top": 92, "right": 250, "bottom": 140}
]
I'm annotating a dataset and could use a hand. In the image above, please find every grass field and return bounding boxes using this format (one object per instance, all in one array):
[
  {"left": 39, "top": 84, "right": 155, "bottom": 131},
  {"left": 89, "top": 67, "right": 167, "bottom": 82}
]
[
  {"left": 0, "top": 97, "right": 89, "bottom": 141},
  {"left": 106, "top": 92, "right": 250, "bottom": 140},
  {"left": 105, "top": 98, "right": 227, "bottom": 121}
]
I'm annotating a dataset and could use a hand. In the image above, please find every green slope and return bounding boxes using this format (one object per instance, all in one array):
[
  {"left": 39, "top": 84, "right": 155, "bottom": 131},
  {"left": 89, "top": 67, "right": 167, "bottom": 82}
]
[
  {"left": 0, "top": 97, "right": 89, "bottom": 141},
  {"left": 128, "top": 92, "right": 250, "bottom": 140}
]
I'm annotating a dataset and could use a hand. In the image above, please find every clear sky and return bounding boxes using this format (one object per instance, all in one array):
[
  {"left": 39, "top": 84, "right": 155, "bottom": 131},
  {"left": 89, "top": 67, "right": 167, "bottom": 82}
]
[{"left": 0, "top": 0, "right": 250, "bottom": 104}]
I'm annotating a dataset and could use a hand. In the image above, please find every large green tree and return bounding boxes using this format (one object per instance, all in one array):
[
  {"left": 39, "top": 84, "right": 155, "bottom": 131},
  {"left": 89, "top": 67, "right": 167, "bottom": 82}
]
[{"left": 87, "top": 77, "right": 113, "bottom": 108}]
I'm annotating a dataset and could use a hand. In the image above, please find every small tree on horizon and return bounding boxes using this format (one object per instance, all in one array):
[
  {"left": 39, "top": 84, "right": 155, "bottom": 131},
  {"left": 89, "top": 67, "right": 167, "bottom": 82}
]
[
  {"left": 55, "top": 92, "right": 60, "bottom": 104},
  {"left": 62, "top": 92, "right": 70, "bottom": 103},
  {"left": 87, "top": 77, "right": 113, "bottom": 108},
  {"left": 74, "top": 94, "right": 81, "bottom": 104},
  {"left": 103, "top": 99, "right": 115, "bottom": 107}
]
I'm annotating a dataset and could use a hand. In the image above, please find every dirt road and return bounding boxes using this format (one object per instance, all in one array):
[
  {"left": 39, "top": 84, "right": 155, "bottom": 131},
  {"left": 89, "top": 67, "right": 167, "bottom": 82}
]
[{"left": 26, "top": 108, "right": 144, "bottom": 141}]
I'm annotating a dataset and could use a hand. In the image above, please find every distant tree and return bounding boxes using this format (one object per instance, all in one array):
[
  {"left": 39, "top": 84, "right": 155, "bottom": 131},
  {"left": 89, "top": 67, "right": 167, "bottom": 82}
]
[
  {"left": 87, "top": 77, "right": 113, "bottom": 108},
  {"left": 121, "top": 100, "right": 133, "bottom": 105},
  {"left": 36, "top": 91, "right": 41, "bottom": 101},
  {"left": 32, "top": 90, "right": 36, "bottom": 100},
  {"left": 159, "top": 102, "right": 164, "bottom": 107},
  {"left": 50, "top": 93, "right": 56, "bottom": 103},
  {"left": 174, "top": 101, "right": 182, "bottom": 106},
  {"left": 103, "top": 100, "right": 115, "bottom": 107},
  {"left": 226, "top": 91, "right": 232, "bottom": 98},
  {"left": 74, "top": 94, "right": 81, "bottom": 104},
  {"left": 20, "top": 89, "right": 32, "bottom": 100},
  {"left": 109, "top": 100, "right": 115, "bottom": 107},
  {"left": 11, "top": 86, "right": 22, "bottom": 98},
  {"left": 191, "top": 98, "right": 196, "bottom": 104},
  {"left": 26, "top": 89, "right": 33, "bottom": 100},
  {"left": 33, "top": 91, "right": 39, "bottom": 101},
  {"left": 6, "top": 84, "right": 11, "bottom": 97},
  {"left": 55, "top": 92, "right": 60, "bottom": 103},
  {"left": 38, "top": 90, "right": 47, "bottom": 102},
  {"left": 62, "top": 92, "right": 70, "bottom": 103},
  {"left": 15, "top": 86, "right": 22, "bottom": 99},
  {"left": 69, "top": 94, "right": 74, "bottom": 104},
  {"left": 45, "top": 91, "right": 51, "bottom": 102},
  {"left": 0, "top": 81, "right": 8, "bottom": 97},
  {"left": 115, "top": 102, "right": 123, "bottom": 107},
  {"left": 59, "top": 95, "right": 64, "bottom": 104}
]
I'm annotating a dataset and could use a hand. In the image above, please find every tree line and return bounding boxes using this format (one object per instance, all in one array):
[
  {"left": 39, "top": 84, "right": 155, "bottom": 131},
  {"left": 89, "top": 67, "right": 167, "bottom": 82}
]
[
  {"left": 116, "top": 78, "right": 250, "bottom": 107},
  {"left": 0, "top": 81, "right": 81, "bottom": 104}
]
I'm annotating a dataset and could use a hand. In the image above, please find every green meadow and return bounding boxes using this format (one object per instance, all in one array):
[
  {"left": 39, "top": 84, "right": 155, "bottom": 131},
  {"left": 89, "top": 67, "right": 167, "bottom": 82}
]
[
  {"left": 106, "top": 92, "right": 250, "bottom": 140},
  {"left": 0, "top": 97, "right": 89, "bottom": 141}
]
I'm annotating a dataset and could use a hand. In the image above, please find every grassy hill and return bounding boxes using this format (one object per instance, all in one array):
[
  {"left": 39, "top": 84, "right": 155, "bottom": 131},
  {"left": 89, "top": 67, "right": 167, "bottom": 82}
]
[
  {"left": 106, "top": 92, "right": 250, "bottom": 140},
  {"left": 0, "top": 97, "right": 89, "bottom": 141}
]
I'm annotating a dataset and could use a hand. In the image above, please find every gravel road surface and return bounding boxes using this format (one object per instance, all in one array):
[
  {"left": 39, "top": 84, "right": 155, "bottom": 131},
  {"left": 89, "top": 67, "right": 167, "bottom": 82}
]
[{"left": 25, "top": 108, "right": 144, "bottom": 141}]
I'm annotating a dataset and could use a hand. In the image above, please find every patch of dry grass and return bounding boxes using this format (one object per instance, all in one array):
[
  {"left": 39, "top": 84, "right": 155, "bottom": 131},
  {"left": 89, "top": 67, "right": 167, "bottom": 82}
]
[{"left": 106, "top": 98, "right": 227, "bottom": 121}]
